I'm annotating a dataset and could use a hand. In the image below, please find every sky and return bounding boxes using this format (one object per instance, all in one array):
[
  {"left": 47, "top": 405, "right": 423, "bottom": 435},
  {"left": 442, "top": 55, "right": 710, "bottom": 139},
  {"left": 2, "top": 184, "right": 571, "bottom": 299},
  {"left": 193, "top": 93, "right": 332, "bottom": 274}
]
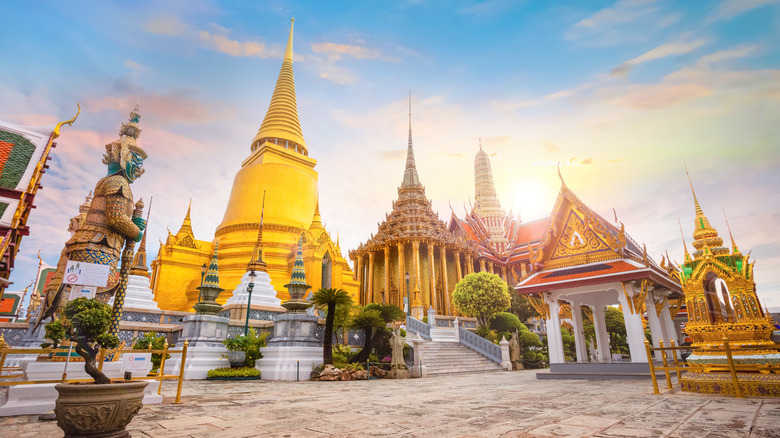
[{"left": 2, "top": 0, "right": 779, "bottom": 309}]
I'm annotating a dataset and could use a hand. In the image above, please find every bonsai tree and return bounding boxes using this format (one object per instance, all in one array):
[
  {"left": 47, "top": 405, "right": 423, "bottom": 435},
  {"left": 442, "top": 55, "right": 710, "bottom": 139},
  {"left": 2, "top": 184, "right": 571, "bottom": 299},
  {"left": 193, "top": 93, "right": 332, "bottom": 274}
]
[
  {"left": 311, "top": 288, "right": 353, "bottom": 365},
  {"left": 44, "top": 297, "right": 120, "bottom": 384},
  {"left": 452, "top": 272, "right": 511, "bottom": 327}
]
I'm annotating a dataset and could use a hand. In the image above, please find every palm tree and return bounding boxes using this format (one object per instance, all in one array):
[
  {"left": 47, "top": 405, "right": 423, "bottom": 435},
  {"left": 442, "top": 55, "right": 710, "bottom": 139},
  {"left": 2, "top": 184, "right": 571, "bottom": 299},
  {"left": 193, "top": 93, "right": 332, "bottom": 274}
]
[
  {"left": 364, "top": 303, "right": 405, "bottom": 357},
  {"left": 350, "top": 308, "right": 385, "bottom": 363},
  {"left": 312, "top": 288, "right": 353, "bottom": 365}
]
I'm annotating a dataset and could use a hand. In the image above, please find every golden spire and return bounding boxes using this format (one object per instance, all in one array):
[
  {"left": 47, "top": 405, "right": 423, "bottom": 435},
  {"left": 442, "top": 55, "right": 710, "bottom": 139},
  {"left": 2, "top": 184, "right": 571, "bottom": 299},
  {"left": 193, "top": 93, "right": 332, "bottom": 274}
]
[
  {"left": 176, "top": 199, "right": 193, "bottom": 237},
  {"left": 684, "top": 163, "right": 723, "bottom": 253},
  {"left": 723, "top": 210, "right": 740, "bottom": 254},
  {"left": 247, "top": 191, "right": 267, "bottom": 272},
  {"left": 310, "top": 197, "right": 323, "bottom": 229},
  {"left": 251, "top": 18, "right": 307, "bottom": 155},
  {"left": 402, "top": 90, "right": 421, "bottom": 188},
  {"left": 131, "top": 197, "right": 152, "bottom": 277}
]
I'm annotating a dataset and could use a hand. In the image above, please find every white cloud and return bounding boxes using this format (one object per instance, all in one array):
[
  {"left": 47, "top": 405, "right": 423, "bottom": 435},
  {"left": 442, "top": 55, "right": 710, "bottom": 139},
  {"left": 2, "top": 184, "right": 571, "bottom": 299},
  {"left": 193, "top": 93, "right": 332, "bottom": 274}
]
[
  {"left": 311, "top": 42, "right": 400, "bottom": 62},
  {"left": 198, "top": 31, "right": 283, "bottom": 59},
  {"left": 611, "top": 39, "right": 708, "bottom": 77},
  {"left": 707, "top": 0, "right": 780, "bottom": 23},
  {"left": 572, "top": 0, "right": 658, "bottom": 30},
  {"left": 124, "top": 60, "right": 149, "bottom": 72}
]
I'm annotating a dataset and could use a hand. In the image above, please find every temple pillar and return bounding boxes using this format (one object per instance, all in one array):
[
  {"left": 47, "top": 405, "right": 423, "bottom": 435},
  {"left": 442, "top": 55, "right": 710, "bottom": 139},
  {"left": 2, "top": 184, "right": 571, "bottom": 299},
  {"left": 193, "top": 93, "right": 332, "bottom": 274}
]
[
  {"left": 368, "top": 252, "right": 375, "bottom": 305},
  {"left": 356, "top": 254, "right": 364, "bottom": 305},
  {"left": 592, "top": 304, "right": 610, "bottom": 363},
  {"left": 428, "top": 243, "right": 436, "bottom": 311},
  {"left": 466, "top": 254, "right": 473, "bottom": 274},
  {"left": 412, "top": 241, "right": 421, "bottom": 295},
  {"left": 644, "top": 292, "right": 665, "bottom": 349},
  {"left": 455, "top": 250, "right": 463, "bottom": 282},
  {"left": 616, "top": 283, "right": 649, "bottom": 363},
  {"left": 570, "top": 301, "right": 587, "bottom": 363},
  {"left": 439, "top": 246, "right": 450, "bottom": 315},
  {"left": 397, "top": 242, "right": 405, "bottom": 309},
  {"left": 479, "top": 259, "right": 486, "bottom": 272},
  {"left": 488, "top": 262, "right": 494, "bottom": 274},
  {"left": 659, "top": 292, "right": 681, "bottom": 358},
  {"left": 384, "top": 246, "right": 390, "bottom": 305},
  {"left": 546, "top": 295, "right": 565, "bottom": 364},
  {"left": 501, "top": 266, "right": 507, "bottom": 284}
]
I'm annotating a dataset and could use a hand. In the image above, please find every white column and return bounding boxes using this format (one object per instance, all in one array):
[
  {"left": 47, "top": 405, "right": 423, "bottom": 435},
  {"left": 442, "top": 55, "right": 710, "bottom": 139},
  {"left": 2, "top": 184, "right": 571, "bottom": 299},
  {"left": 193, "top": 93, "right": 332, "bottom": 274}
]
[
  {"left": 546, "top": 297, "right": 565, "bottom": 364},
  {"left": 644, "top": 292, "right": 665, "bottom": 349},
  {"left": 659, "top": 294, "right": 681, "bottom": 359},
  {"left": 570, "top": 301, "right": 587, "bottom": 363},
  {"left": 617, "top": 283, "right": 649, "bottom": 363},
  {"left": 592, "top": 304, "right": 610, "bottom": 363}
]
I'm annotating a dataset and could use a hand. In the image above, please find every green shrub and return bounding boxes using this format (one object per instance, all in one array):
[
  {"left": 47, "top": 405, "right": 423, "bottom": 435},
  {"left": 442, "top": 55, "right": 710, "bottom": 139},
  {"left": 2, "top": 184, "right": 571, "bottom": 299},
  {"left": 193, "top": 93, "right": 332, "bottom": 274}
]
[
  {"left": 41, "top": 320, "right": 65, "bottom": 349},
  {"left": 132, "top": 331, "right": 169, "bottom": 374},
  {"left": 489, "top": 312, "right": 528, "bottom": 334},
  {"left": 222, "top": 329, "right": 269, "bottom": 367},
  {"left": 207, "top": 367, "right": 261, "bottom": 379}
]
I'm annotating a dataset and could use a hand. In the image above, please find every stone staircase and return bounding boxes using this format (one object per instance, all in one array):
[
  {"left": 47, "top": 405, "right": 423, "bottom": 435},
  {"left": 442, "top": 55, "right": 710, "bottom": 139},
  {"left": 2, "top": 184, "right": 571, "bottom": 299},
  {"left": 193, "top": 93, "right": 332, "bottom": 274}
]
[{"left": 418, "top": 341, "right": 504, "bottom": 376}]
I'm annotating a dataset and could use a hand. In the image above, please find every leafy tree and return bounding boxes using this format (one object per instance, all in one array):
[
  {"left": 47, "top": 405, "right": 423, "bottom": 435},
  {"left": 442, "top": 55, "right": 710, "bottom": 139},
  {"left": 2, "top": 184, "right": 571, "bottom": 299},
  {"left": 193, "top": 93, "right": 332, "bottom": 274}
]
[
  {"left": 452, "top": 272, "right": 511, "bottom": 327},
  {"left": 364, "top": 303, "right": 404, "bottom": 360},
  {"left": 490, "top": 312, "right": 528, "bottom": 335},
  {"left": 604, "top": 307, "right": 626, "bottom": 336},
  {"left": 312, "top": 288, "right": 353, "bottom": 365},
  {"left": 132, "top": 331, "right": 169, "bottom": 373},
  {"left": 561, "top": 327, "right": 577, "bottom": 361},
  {"left": 349, "top": 308, "right": 385, "bottom": 363},
  {"left": 44, "top": 298, "right": 120, "bottom": 384},
  {"left": 509, "top": 293, "right": 540, "bottom": 324}
]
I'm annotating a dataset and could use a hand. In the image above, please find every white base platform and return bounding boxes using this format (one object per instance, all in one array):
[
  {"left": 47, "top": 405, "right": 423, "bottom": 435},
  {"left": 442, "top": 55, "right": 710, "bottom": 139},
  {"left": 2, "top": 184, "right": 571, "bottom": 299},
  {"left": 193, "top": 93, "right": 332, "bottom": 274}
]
[
  {"left": 258, "top": 346, "right": 322, "bottom": 381},
  {"left": 0, "top": 360, "right": 161, "bottom": 417},
  {"left": 164, "top": 345, "right": 228, "bottom": 380}
]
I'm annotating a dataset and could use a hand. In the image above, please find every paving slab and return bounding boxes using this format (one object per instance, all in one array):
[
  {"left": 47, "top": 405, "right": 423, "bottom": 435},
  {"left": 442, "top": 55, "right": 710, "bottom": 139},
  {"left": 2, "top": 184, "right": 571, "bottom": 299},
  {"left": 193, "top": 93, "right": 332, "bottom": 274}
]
[{"left": 2, "top": 370, "right": 779, "bottom": 437}]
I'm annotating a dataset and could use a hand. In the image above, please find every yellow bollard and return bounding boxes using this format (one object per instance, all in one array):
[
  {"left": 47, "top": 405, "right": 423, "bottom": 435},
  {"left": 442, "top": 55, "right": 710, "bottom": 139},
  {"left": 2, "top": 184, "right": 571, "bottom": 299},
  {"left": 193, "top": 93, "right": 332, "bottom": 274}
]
[
  {"left": 644, "top": 339, "right": 660, "bottom": 395},
  {"left": 670, "top": 339, "right": 682, "bottom": 381},
  {"left": 659, "top": 340, "right": 673, "bottom": 390},
  {"left": 157, "top": 339, "right": 169, "bottom": 396},
  {"left": 174, "top": 340, "right": 188, "bottom": 404},
  {"left": 723, "top": 336, "right": 743, "bottom": 398}
]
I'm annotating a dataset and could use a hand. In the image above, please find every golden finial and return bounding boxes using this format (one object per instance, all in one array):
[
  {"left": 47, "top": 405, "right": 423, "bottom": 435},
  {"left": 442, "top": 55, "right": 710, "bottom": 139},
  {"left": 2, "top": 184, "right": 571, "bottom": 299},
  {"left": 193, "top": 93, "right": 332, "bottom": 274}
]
[
  {"left": 557, "top": 162, "right": 567, "bottom": 189},
  {"left": 0, "top": 333, "right": 7, "bottom": 350},
  {"left": 723, "top": 210, "right": 739, "bottom": 254},
  {"left": 52, "top": 103, "right": 81, "bottom": 139},
  {"left": 683, "top": 159, "right": 703, "bottom": 217},
  {"left": 678, "top": 218, "right": 691, "bottom": 262}
]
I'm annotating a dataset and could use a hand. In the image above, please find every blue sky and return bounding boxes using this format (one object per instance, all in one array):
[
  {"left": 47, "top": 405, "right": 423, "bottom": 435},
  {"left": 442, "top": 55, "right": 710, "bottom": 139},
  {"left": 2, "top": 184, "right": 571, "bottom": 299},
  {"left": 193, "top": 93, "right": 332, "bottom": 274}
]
[{"left": 2, "top": 0, "right": 779, "bottom": 308}]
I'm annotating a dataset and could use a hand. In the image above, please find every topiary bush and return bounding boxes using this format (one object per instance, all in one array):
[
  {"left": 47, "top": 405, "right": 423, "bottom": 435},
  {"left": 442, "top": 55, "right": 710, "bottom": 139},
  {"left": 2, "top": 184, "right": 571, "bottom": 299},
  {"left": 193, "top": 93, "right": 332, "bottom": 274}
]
[
  {"left": 489, "top": 312, "right": 528, "bottom": 334},
  {"left": 207, "top": 367, "right": 261, "bottom": 380}
]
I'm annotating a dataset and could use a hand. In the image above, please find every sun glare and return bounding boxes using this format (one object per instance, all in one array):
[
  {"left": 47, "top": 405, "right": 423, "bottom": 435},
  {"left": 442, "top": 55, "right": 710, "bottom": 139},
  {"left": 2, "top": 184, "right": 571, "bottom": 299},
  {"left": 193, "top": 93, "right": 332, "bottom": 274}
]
[{"left": 510, "top": 179, "right": 555, "bottom": 222}]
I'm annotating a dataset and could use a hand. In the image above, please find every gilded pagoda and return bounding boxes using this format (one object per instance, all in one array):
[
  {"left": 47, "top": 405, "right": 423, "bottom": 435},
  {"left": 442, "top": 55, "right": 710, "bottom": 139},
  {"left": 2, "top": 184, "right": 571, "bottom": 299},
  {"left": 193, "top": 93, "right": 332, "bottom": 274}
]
[
  {"left": 349, "top": 103, "right": 479, "bottom": 316},
  {"left": 673, "top": 173, "right": 779, "bottom": 396},
  {"left": 150, "top": 20, "right": 357, "bottom": 311}
]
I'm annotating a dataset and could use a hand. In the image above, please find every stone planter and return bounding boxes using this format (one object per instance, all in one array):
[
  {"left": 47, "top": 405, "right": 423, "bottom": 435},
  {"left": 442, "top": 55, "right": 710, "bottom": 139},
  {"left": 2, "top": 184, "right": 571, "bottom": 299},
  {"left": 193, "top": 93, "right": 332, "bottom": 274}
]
[
  {"left": 228, "top": 351, "right": 247, "bottom": 368},
  {"left": 54, "top": 381, "right": 149, "bottom": 437}
]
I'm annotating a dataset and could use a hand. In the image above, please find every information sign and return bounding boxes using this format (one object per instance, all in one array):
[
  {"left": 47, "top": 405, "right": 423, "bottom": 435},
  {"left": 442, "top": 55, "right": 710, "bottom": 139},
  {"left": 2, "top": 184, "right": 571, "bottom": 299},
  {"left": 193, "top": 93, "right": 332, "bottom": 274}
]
[{"left": 63, "top": 261, "right": 110, "bottom": 287}]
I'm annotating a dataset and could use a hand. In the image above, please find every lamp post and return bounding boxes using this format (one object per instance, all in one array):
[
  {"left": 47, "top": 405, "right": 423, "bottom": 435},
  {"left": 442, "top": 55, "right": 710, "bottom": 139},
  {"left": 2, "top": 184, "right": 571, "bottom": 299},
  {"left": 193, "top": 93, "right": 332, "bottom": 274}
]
[
  {"left": 197, "top": 263, "right": 207, "bottom": 303},
  {"left": 244, "top": 270, "right": 257, "bottom": 336},
  {"left": 405, "top": 271, "right": 410, "bottom": 314}
]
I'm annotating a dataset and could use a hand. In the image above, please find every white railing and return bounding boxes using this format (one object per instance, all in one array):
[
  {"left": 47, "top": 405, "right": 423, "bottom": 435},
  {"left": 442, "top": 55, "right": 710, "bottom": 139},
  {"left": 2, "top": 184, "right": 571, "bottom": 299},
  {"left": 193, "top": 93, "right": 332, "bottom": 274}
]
[
  {"left": 458, "top": 326, "right": 501, "bottom": 364},
  {"left": 406, "top": 316, "right": 431, "bottom": 341}
]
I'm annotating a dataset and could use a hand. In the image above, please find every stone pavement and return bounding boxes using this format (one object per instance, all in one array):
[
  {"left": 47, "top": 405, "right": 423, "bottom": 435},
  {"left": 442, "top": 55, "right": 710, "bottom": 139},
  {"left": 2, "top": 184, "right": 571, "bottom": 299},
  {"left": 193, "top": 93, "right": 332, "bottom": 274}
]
[{"left": 2, "top": 369, "right": 779, "bottom": 437}]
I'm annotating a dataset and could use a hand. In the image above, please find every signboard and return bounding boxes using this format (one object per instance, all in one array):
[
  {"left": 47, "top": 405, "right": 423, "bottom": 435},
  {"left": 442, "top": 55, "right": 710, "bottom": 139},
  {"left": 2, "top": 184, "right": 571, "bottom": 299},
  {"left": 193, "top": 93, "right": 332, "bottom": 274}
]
[
  {"left": 123, "top": 353, "right": 152, "bottom": 373},
  {"left": 68, "top": 286, "right": 96, "bottom": 300},
  {"left": 63, "top": 261, "right": 110, "bottom": 287}
]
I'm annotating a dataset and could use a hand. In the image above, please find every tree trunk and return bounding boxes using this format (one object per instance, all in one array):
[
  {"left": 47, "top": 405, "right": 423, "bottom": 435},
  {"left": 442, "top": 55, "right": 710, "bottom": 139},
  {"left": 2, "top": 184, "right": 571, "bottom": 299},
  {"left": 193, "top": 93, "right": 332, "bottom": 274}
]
[
  {"left": 323, "top": 303, "right": 335, "bottom": 365},
  {"left": 352, "top": 328, "right": 373, "bottom": 363},
  {"left": 76, "top": 345, "right": 111, "bottom": 384}
]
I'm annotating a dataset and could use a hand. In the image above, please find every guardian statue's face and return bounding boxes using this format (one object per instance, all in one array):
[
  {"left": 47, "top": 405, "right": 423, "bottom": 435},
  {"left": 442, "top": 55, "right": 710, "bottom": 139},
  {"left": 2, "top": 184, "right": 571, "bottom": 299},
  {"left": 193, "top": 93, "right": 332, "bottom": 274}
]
[{"left": 124, "top": 150, "right": 145, "bottom": 182}]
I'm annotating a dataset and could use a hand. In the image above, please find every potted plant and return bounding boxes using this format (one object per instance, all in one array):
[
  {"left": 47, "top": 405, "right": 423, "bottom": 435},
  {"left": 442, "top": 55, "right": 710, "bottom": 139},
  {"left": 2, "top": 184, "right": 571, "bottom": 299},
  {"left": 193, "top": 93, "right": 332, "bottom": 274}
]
[
  {"left": 44, "top": 297, "right": 148, "bottom": 437},
  {"left": 222, "top": 329, "right": 269, "bottom": 368}
]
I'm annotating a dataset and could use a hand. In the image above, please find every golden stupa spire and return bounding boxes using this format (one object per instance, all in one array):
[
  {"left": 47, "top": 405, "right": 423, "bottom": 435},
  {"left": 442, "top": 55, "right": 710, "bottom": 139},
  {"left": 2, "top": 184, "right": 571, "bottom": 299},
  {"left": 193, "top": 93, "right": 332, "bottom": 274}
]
[
  {"left": 684, "top": 163, "right": 723, "bottom": 253},
  {"left": 310, "top": 196, "right": 323, "bottom": 229},
  {"left": 247, "top": 191, "right": 268, "bottom": 272},
  {"left": 678, "top": 218, "right": 691, "bottom": 263},
  {"left": 176, "top": 198, "right": 193, "bottom": 236},
  {"left": 723, "top": 210, "right": 740, "bottom": 254},
  {"left": 402, "top": 90, "right": 421, "bottom": 188},
  {"left": 251, "top": 18, "right": 307, "bottom": 155}
]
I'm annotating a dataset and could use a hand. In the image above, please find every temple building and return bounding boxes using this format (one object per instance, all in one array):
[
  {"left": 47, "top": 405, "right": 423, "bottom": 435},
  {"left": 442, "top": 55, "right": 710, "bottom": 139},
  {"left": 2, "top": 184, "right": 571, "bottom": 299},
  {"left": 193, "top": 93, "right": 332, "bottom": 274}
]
[
  {"left": 448, "top": 145, "right": 547, "bottom": 284},
  {"left": 349, "top": 104, "right": 479, "bottom": 317},
  {"left": 672, "top": 174, "right": 779, "bottom": 396},
  {"left": 515, "top": 172, "right": 684, "bottom": 367},
  {"left": 150, "top": 19, "right": 357, "bottom": 312}
]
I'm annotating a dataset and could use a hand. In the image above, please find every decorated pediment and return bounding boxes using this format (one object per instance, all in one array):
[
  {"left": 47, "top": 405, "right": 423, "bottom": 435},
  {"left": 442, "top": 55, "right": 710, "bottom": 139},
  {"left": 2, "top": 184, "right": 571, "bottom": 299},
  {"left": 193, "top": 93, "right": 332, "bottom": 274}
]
[{"left": 530, "top": 184, "right": 625, "bottom": 270}]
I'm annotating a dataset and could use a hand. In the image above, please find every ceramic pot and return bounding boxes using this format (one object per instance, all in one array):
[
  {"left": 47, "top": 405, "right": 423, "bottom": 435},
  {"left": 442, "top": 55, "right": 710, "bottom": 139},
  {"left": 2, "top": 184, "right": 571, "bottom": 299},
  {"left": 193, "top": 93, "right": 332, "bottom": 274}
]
[
  {"left": 54, "top": 381, "right": 148, "bottom": 437},
  {"left": 228, "top": 351, "right": 247, "bottom": 368}
]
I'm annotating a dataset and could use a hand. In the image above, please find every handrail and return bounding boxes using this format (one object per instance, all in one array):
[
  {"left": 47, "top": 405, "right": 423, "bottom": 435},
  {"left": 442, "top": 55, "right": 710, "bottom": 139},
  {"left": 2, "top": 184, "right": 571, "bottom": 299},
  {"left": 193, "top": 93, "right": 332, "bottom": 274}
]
[
  {"left": 406, "top": 316, "right": 431, "bottom": 341},
  {"left": 458, "top": 326, "right": 501, "bottom": 364},
  {"left": 0, "top": 341, "right": 189, "bottom": 404}
]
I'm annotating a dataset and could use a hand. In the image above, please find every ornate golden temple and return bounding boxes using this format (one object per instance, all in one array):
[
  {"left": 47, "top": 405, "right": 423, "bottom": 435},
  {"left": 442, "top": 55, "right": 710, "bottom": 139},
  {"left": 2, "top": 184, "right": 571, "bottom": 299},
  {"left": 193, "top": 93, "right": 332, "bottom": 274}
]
[
  {"left": 151, "top": 19, "right": 357, "bottom": 311},
  {"left": 348, "top": 103, "right": 480, "bottom": 317},
  {"left": 672, "top": 173, "right": 779, "bottom": 396}
]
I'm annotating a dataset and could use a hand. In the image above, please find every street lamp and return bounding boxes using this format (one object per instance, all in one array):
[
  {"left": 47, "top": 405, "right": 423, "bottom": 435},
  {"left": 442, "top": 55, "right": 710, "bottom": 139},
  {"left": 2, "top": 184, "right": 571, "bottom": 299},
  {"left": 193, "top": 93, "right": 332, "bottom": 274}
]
[
  {"left": 244, "top": 270, "right": 257, "bottom": 336},
  {"left": 197, "top": 263, "right": 207, "bottom": 303},
  {"left": 404, "top": 271, "right": 410, "bottom": 314}
]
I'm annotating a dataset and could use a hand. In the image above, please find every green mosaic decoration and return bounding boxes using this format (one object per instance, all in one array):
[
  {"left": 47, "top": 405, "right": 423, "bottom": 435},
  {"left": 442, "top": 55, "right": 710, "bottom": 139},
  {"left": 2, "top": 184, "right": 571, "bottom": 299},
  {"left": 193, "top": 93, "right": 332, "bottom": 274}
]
[{"left": 0, "top": 129, "right": 37, "bottom": 190}]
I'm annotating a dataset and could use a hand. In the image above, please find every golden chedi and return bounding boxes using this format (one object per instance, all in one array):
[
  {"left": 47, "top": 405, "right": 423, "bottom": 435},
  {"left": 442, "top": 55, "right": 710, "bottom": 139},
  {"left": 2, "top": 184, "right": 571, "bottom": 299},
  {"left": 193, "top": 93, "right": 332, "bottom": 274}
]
[
  {"left": 673, "top": 172, "right": 779, "bottom": 396},
  {"left": 151, "top": 19, "right": 357, "bottom": 311}
]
